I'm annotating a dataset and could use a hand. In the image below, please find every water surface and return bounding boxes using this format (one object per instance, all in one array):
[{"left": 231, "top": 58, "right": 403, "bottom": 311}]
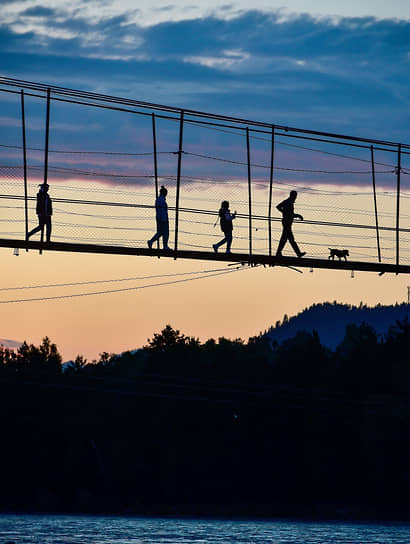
[{"left": 0, "top": 514, "right": 409, "bottom": 543}]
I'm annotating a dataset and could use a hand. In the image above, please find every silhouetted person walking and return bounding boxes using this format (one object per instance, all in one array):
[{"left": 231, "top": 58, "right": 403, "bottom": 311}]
[
  {"left": 27, "top": 182, "right": 52, "bottom": 243},
  {"left": 147, "top": 185, "right": 170, "bottom": 250},
  {"left": 213, "top": 200, "right": 236, "bottom": 253},
  {"left": 276, "top": 190, "right": 305, "bottom": 257}
]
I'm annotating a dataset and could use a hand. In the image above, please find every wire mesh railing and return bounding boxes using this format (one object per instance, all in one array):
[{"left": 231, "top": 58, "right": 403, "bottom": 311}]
[{"left": 0, "top": 77, "right": 409, "bottom": 268}]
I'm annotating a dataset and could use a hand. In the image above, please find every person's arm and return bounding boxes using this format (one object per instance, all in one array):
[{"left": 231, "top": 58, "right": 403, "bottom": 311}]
[
  {"left": 158, "top": 198, "right": 168, "bottom": 221},
  {"left": 294, "top": 213, "right": 303, "bottom": 220},
  {"left": 36, "top": 193, "right": 43, "bottom": 215},
  {"left": 276, "top": 200, "right": 285, "bottom": 213},
  {"left": 155, "top": 197, "right": 164, "bottom": 219}
]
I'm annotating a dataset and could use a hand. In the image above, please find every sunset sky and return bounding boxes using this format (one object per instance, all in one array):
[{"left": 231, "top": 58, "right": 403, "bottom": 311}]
[{"left": 0, "top": 1, "right": 409, "bottom": 361}]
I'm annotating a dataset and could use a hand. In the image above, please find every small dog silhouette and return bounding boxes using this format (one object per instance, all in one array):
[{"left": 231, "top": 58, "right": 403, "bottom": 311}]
[{"left": 328, "top": 248, "right": 349, "bottom": 261}]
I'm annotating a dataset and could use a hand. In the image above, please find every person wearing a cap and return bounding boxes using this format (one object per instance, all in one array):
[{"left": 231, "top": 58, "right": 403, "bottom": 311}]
[{"left": 27, "top": 182, "right": 53, "bottom": 242}]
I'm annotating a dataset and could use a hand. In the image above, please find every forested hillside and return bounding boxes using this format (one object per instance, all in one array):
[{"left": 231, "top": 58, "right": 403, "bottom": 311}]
[
  {"left": 266, "top": 302, "right": 410, "bottom": 349},
  {"left": 0, "top": 314, "right": 409, "bottom": 520}
]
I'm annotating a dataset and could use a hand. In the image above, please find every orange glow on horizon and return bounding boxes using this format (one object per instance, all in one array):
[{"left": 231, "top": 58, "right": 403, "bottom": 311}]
[{"left": 0, "top": 246, "right": 408, "bottom": 362}]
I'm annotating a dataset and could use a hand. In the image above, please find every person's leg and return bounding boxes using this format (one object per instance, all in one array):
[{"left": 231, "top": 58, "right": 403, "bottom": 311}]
[
  {"left": 38, "top": 216, "right": 45, "bottom": 244},
  {"left": 45, "top": 216, "right": 52, "bottom": 242},
  {"left": 162, "top": 222, "right": 170, "bottom": 249},
  {"left": 148, "top": 232, "right": 160, "bottom": 249},
  {"left": 148, "top": 220, "right": 162, "bottom": 247},
  {"left": 276, "top": 225, "right": 289, "bottom": 256},
  {"left": 226, "top": 232, "right": 232, "bottom": 252},
  {"left": 287, "top": 228, "right": 298, "bottom": 254},
  {"left": 27, "top": 216, "right": 44, "bottom": 239},
  {"left": 287, "top": 228, "right": 304, "bottom": 257},
  {"left": 213, "top": 237, "right": 227, "bottom": 252},
  {"left": 27, "top": 224, "right": 42, "bottom": 239}
]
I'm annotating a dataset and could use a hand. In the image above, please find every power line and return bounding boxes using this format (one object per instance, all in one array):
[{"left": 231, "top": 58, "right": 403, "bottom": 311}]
[
  {"left": 182, "top": 151, "right": 395, "bottom": 175},
  {"left": 0, "top": 266, "right": 233, "bottom": 292},
  {"left": 184, "top": 121, "right": 399, "bottom": 169},
  {"left": 0, "top": 129, "right": 398, "bottom": 168},
  {"left": 0, "top": 266, "right": 247, "bottom": 304},
  {"left": 1, "top": 150, "right": 404, "bottom": 177},
  {"left": 1, "top": 166, "right": 409, "bottom": 200},
  {"left": 2, "top": 195, "right": 410, "bottom": 244},
  {"left": 2, "top": 76, "right": 408, "bottom": 152},
  {"left": 0, "top": 142, "right": 173, "bottom": 157},
  {"left": 2, "top": 192, "right": 409, "bottom": 234}
]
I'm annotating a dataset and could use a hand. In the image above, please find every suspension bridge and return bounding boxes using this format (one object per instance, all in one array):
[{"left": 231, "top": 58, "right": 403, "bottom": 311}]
[{"left": 0, "top": 77, "right": 409, "bottom": 275}]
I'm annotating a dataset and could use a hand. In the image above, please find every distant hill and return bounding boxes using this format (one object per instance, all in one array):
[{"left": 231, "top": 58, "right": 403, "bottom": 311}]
[
  {"left": 265, "top": 302, "right": 410, "bottom": 349},
  {"left": 0, "top": 337, "right": 22, "bottom": 349}
]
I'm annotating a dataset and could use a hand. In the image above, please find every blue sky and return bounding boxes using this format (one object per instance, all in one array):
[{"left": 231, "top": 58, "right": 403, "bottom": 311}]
[{"left": 1, "top": 1, "right": 410, "bottom": 141}]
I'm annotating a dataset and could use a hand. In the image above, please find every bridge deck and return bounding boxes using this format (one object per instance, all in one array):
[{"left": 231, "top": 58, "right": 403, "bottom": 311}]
[{"left": 1, "top": 238, "right": 408, "bottom": 275}]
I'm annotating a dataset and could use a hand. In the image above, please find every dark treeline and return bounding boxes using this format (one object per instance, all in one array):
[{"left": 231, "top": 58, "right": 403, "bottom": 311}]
[{"left": 0, "top": 318, "right": 410, "bottom": 520}]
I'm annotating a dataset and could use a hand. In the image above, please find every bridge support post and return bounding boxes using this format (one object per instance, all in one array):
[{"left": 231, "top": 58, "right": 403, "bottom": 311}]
[
  {"left": 268, "top": 126, "right": 275, "bottom": 257},
  {"left": 246, "top": 127, "right": 252, "bottom": 259},
  {"left": 21, "top": 90, "right": 28, "bottom": 248},
  {"left": 370, "top": 145, "right": 381, "bottom": 262},
  {"left": 152, "top": 113, "right": 159, "bottom": 198},
  {"left": 152, "top": 113, "right": 160, "bottom": 253},
  {"left": 395, "top": 144, "right": 401, "bottom": 273},
  {"left": 44, "top": 89, "right": 51, "bottom": 188},
  {"left": 39, "top": 88, "right": 51, "bottom": 254},
  {"left": 174, "top": 110, "right": 184, "bottom": 258}
]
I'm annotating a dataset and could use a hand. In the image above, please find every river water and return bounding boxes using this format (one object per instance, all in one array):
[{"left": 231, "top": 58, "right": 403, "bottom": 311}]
[{"left": 0, "top": 514, "right": 409, "bottom": 543}]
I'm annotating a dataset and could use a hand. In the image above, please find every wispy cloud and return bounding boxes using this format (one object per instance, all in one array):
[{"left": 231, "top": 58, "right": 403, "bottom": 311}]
[
  {"left": 0, "top": 4, "right": 409, "bottom": 144},
  {"left": 3, "top": 1, "right": 410, "bottom": 29},
  {"left": 184, "top": 49, "right": 250, "bottom": 70}
]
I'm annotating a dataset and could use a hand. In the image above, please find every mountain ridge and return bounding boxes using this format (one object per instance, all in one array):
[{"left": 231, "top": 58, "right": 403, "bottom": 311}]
[{"left": 265, "top": 301, "right": 410, "bottom": 349}]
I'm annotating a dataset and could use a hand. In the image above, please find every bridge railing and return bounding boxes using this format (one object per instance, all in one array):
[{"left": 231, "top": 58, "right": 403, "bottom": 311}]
[{"left": 0, "top": 77, "right": 408, "bottom": 266}]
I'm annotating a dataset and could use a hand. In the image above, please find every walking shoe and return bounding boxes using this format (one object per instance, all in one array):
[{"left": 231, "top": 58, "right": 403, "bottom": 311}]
[
  {"left": 147, "top": 240, "right": 153, "bottom": 249},
  {"left": 213, "top": 244, "right": 218, "bottom": 253},
  {"left": 163, "top": 246, "right": 171, "bottom": 250},
  {"left": 226, "top": 249, "right": 231, "bottom": 254},
  {"left": 298, "top": 251, "right": 306, "bottom": 258}
]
